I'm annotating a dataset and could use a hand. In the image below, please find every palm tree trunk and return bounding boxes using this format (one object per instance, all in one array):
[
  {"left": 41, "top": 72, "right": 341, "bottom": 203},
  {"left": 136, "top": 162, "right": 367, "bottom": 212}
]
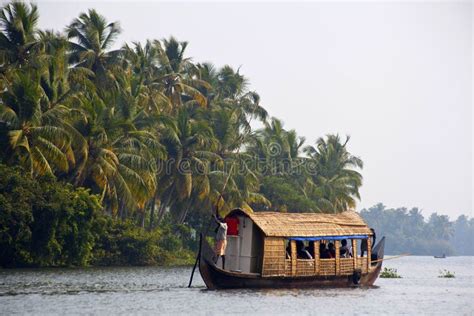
[
  {"left": 140, "top": 208, "right": 146, "bottom": 228},
  {"left": 119, "top": 202, "right": 127, "bottom": 221},
  {"left": 179, "top": 197, "right": 194, "bottom": 224},
  {"left": 148, "top": 196, "right": 156, "bottom": 230},
  {"left": 156, "top": 192, "right": 173, "bottom": 226}
]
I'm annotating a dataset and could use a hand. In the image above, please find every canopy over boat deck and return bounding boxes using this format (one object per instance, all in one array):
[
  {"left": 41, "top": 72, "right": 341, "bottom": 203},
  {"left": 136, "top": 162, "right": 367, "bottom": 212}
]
[{"left": 242, "top": 210, "right": 372, "bottom": 238}]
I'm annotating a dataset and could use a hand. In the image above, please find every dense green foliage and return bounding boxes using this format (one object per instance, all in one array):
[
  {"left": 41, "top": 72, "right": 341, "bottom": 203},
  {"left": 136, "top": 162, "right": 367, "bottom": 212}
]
[
  {"left": 0, "top": 164, "right": 101, "bottom": 267},
  {"left": 91, "top": 219, "right": 194, "bottom": 266},
  {"left": 0, "top": 1, "right": 363, "bottom": 226},
  {"left": 0, "top": 164, "right": 194, "bottom": 267},
  {"left": 361, "top": 203, "right": 474, "bottom": 256},
  {"left": 0, "top": 1, "right": 366, "bottom": 267}
]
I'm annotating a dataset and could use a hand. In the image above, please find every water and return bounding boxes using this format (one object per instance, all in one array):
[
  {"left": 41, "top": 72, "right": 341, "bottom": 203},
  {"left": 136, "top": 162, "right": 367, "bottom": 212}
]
[{"left": 0, "top": 256, "right": 472, "bottom": 315}]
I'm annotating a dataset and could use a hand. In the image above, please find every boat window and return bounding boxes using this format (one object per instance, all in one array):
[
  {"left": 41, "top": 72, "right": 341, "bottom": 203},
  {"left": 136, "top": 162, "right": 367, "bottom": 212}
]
[
  {"left": 319, "top": 240, "right": 336, "bottom": 259},
  {"left": 351, "top": 238, "right": 369, "bottom": 257}
]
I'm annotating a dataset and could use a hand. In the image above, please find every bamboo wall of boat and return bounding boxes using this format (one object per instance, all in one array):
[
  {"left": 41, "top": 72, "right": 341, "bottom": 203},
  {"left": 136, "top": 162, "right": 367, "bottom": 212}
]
[
  {"left": 261, "top": 237, "right": 285, "bottom": 276},
  {"left": 261, "top": 237, "right": 371, "bottom": 278}
]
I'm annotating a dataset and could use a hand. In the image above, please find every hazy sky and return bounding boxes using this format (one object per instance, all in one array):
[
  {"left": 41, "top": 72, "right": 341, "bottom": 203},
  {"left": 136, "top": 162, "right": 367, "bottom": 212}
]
[{"left": 21, "top": 1, "right": 472, "bottom": 218}]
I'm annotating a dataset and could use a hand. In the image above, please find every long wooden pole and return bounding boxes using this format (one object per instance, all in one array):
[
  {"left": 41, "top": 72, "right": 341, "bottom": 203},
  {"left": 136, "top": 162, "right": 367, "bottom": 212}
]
[
  {"left": 371, "top": 253, "right": 410, "bottom": 264},
  {"left": 188, "top": 233, "right": 203, "bottom": 288}
]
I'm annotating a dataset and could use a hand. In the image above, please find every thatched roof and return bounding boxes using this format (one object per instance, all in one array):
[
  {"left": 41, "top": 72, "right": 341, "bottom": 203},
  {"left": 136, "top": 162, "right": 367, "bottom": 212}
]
[{"left": 229, "top": 210, "right": 371, "bottom": 237}]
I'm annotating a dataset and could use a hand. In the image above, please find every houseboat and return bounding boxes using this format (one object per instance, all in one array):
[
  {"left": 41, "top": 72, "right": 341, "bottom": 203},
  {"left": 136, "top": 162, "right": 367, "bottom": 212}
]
[{"left": 199, "top": 209, "right": 385, "bottom": 289}]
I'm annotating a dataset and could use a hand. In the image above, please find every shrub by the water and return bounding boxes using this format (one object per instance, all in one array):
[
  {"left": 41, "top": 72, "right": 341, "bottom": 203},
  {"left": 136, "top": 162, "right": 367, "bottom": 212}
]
[
  {"left": 0, "top": 164, "right": 194, "bottom": 268},
  {"left": 380, "top": 267, "right": 402, "bottom": 278},
  {"left": 438, "top": 269, "right": 455, "bottom": 278},
  {"left": 0, "top": 164, "right": 102, "bottom": 267},
  {"left": 91, "top": 219, "right": 194, "bottom": 266}
]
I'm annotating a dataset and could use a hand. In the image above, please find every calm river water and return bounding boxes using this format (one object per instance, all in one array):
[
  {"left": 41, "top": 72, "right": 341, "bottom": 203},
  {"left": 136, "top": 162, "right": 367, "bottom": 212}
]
[{"left": 0, "top": 256, "right": 472, "bottom": 315}]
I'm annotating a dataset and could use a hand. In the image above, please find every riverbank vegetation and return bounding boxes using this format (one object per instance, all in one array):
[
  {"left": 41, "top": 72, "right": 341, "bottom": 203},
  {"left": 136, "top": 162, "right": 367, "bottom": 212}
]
[
  {"left": 0, "top": 164, "right": 194, "bottom": 267},
  {"left": 0, "top": 2, "right": 364, "bottom": 267},
  {"left": 361, "top": 204, "right": 474, "bottom": 256}
]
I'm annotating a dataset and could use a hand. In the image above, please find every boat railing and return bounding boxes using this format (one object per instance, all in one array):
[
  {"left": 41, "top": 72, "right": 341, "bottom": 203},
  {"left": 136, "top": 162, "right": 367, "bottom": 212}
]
[
  {"left": 296, "top": 259, "right": 314, "bottom": 276},
  {"left": 357, "top": 257, "right": 368, "bottom": 273},
  {"left": 262, "top": 238, "right": 372, "bottom": 277},
  {"left": 285, "top": 259, "right": 292, "bottom": 275},
  {"left": 339, "top": 258, "right": 354, "bottom": 275},
  {"left": 270, "top": 256, "right": 371, "bottom": 277},
  {"left": 319, "top": 258, "right": 336, "bottom": 276}
]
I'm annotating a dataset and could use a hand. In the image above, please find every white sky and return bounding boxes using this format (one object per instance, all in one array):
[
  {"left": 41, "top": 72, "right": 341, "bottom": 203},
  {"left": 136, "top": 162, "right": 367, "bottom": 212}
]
[{"left": 19, "top": 0, "right": 472, "bottom": 219}]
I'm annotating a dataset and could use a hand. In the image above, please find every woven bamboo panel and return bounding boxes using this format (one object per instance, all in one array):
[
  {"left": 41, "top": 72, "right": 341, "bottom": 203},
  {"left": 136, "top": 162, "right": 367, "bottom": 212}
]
[
  {"left": 246, "top": 211, "right": 371, "bottom": 237},
  {"left": 296, "top": 259, "right": 315, "bottom": 276},
  {"left": 319, "top": 259, "right": 336, "bottom": 276},
  {"left": 262, "top": 237, "right": 285, "bottom": 276},
  {"left": 357, "top": 257, "right": 368, "bottom": 274},
  {"left": 340, "top": 258, "right": 354, "bottom": 275},
  {"left": 285, "top": 259, "right": 291, "bottom": 275}
]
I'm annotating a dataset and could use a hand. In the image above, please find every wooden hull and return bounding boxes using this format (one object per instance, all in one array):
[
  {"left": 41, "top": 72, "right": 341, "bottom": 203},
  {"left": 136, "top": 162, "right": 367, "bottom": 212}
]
[{"left": 199, "top": 236, "right": 385, "bottom": 290}]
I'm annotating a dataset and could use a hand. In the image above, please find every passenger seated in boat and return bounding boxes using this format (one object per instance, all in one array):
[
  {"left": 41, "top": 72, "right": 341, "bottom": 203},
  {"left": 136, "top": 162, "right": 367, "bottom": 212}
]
[
  {"left": 340, "top": 239, "right": 352, "bottom": 258},
  {"left": 328, "top": 242, "right": 336, "bottom": 258},
  {"left": 361, "top": 229, "right": 377, "bottom": 257},
  {"left": 308, "top": 241, "right": 315, "bottom": 258},
  {"left": 320, "top": 242, "right": 330, "bottom": 259},
  {"left": 296, "top": 240, "right": 313, "bottom": 259},
  {"left": 361, "top": 238, "right": 368, "bottom": 257}
]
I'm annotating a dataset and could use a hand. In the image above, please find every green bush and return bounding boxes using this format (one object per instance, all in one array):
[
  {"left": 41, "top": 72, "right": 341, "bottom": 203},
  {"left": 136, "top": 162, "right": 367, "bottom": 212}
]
[
  {"left": 0, "top": 164, "right": 195, "bottom": 268},
  {"left": 92, "top": 220, "right": 161, "bottom": 266},
  {"left": 91, "top": 219, "right": 194, "bottom": 266},
  {"left": 0, "top": 164, "right": 102, "bottom": 267},
  {"left": 380, "top": 267, "right": 402, "bottom": 278}
]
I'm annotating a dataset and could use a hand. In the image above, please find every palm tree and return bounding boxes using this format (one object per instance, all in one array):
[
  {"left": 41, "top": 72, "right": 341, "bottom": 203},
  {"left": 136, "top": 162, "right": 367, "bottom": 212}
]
[
  {"left": 248, "top": 118, "right": 304, "bottom": 176},
  {"left": 205, "top": 106, "right": 270, "bottom": 215},
  {"left": 217, "top": 65, "right": 248, "bottom": 99},
  {"left": 68, "top": 90, "right": 157, "bottom": 220},
  {"left": 37, "top": 30, "right": 94, "bottom": 111},
  {"left": 0, "top": 1, "right": 369, "bottom": 232},
  {"left": 0, "top": 1, "right": 39, "bottom": 67},
  {"left": 122, "top": 40, "right": 171, "bottom": 114},
  {"left": 66, "top": 9, "right": 122, "bottom": 89},
  {"left": 153, "top": 37, "right": 208, "bottom": 109},
  {"left": 304, "top": 134, "right": 363, "bottom": 212},
  {"left": 0, "top": 69, "right": 72, "bottom": 176},
  {"left": 214, "top": 65, "right": 267, "bottom": 129},
  {"left": 154, "top": 108, "right": 218, "bottom": 225}
]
